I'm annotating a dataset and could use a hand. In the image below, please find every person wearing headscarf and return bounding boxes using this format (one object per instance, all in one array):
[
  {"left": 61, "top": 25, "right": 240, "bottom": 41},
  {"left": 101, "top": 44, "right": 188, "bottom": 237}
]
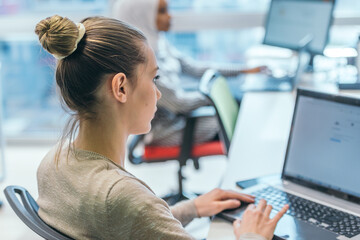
[{"left": 112, "top": 0, "right": 264, "bottom": 146}]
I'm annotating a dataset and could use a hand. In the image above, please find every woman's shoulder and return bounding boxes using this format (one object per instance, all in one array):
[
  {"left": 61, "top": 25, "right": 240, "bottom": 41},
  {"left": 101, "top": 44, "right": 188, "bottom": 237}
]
[
  {"left": 104, "top": 171, "right": 172, "bottom": 224},
  {"left": 106, "top": 171, "right": 158, "bottom": 204}
]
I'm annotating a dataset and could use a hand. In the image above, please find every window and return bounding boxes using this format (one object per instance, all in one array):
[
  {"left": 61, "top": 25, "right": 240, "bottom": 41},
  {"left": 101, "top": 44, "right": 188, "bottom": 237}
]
[{"left": 0, "top": 0, "right": 359, "bottom": 141}]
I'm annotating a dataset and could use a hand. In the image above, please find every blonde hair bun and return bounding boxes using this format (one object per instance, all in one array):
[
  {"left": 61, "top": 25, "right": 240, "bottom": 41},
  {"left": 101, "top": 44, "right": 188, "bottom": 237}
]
[{"left": 35, "top": 15, "right": 84, "bottom": 60}]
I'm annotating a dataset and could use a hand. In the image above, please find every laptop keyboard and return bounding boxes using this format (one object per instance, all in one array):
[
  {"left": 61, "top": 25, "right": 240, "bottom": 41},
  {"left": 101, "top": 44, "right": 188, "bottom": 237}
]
[{"left": 251, "top": 187, "right": 360, "bottom": 238}]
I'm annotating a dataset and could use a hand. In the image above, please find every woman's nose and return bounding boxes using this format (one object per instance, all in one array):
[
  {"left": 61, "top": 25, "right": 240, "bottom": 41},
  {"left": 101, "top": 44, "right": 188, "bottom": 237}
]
[{"left": 156, "top": 88, "right": 162, "bottom": 100}]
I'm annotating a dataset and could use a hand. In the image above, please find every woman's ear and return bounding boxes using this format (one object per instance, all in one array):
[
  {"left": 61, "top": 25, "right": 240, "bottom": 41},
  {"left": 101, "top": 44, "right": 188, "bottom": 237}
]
[{"left": 111, "top": 72, "right": 129, "bottom": 103}]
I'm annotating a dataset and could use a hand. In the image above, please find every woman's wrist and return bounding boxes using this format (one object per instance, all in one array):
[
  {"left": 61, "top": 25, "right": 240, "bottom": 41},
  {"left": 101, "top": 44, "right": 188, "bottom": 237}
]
[
  {"left": 238, "top": 233, "right": 268, "bottom": 240},
  {"left": 189, "top": 199, "right": 200, "bottom": 218}
]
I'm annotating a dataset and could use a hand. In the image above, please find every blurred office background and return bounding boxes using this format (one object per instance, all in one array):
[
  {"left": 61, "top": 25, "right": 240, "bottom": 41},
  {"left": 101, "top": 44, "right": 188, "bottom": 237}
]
[
  {"left": 0, "top": 1, "right": 359, "bottom": 239},
  {"left": 0, "top": 0, "right": 360, "bottom": 143}
]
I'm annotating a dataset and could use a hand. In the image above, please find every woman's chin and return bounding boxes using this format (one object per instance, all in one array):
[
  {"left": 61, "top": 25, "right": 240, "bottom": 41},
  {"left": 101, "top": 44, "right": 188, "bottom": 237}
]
[{"left": 132, "top": 125, "right": 151, "bottom": 136}]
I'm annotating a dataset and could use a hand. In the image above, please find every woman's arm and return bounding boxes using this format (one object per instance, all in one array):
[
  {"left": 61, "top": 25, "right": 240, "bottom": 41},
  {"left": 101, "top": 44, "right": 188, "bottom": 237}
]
[
  {"left": 107, "top": 177, "right": 195, "bottom": 239},
  {"left": 165, "top": 40, "right": 264, "bottom": 78},
  {"left": 178, "top": 55, "right": 254, "bottom": 78},
  {"left": 170, "top": 199, "right": 198, "bottom": 227}
]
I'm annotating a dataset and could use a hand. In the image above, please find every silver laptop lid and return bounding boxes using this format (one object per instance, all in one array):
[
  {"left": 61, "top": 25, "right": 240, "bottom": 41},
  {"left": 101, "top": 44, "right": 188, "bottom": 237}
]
[{"left": 282, "top": 88, "right": 360, "bottom": 204}]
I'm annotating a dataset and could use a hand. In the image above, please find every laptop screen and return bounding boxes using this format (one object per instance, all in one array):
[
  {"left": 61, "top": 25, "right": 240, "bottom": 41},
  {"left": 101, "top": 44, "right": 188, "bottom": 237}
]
[{"left": 283, "top": 89, "right": 360, "bottom": 199}]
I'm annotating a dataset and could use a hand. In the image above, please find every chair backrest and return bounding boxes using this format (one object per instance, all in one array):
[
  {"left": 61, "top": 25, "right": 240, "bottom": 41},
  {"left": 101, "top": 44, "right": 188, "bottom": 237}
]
[
  {"left": 3, "top": 185, "right": 73, "bottom": 240},
  {"left": 200, "top": 69, "right": 240, "bottom": 154}
]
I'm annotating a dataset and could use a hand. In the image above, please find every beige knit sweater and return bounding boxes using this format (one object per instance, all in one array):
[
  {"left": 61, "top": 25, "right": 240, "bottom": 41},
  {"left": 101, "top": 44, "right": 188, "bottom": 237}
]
[{"left": 37, "top": 145, "right": 197, "bottom": 240}]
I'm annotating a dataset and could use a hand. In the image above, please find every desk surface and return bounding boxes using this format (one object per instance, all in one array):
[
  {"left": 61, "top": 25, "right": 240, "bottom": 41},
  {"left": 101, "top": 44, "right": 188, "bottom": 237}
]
[{"left": 207, "top": 92, "right": 295, "bottom": 240}]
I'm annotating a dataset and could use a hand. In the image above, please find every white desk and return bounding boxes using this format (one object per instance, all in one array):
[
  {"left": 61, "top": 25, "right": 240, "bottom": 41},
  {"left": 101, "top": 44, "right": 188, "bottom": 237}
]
[
  {"left": 207, "top": 92, "right": 295, "bottom": 240},
  {"left": 220, "top": 92, "right": 295, "bottom": 189}
]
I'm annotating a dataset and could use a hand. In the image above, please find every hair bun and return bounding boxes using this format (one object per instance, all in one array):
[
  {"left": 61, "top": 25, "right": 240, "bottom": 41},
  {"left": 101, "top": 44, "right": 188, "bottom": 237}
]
[{"left": 35, "top": 15, "right": 80, "bottom": 59}]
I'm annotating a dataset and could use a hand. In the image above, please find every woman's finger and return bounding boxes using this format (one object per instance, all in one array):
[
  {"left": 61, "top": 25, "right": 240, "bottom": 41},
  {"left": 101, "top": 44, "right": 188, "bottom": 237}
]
[
  {"left": 246, "top": 203, "right": 256, "bottom": 210},
  {"left": 233, "top": 218, "right": 242, "bottom": 228},
  {"left": 217, "top": 199, "right": 241, "bottom": 212},
  {"left": 219, "top": 190, "right": 255, "bottom": 202},
  {"left": 264, "top": 204, "right": 273, "bottom": 218},
  {"left": 271, "top": 204, "right": 289, "bottom": 224},
  {"left": 256, "top": 199, "right": 267, "bottom": 212}
]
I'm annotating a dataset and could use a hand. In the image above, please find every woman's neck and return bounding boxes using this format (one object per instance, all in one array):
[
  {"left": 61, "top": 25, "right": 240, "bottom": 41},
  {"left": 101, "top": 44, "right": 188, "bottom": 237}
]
[{"left": 74, "top": 118, "right": 128, "bottom": 168}]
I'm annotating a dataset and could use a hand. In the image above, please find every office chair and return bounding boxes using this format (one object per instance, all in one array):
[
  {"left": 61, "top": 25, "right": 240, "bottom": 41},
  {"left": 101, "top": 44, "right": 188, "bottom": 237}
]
[
  {"left": 3, "top": 185, "right": 74, "bottom": 240},
  {"left": 199, "top": 69, "right": 240, "bottom": 154},
  {"left": 128, "top": 107, "right": 226, "bottom": 206}
]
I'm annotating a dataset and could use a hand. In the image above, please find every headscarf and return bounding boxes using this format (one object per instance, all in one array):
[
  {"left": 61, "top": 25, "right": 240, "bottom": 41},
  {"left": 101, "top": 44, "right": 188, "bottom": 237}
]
[{"left": 112, "top": 0, "right": 160, "bottom": 52}]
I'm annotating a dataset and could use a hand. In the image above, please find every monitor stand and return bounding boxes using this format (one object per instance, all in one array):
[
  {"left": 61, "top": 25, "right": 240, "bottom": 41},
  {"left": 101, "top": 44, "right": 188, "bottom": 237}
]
[
  {"left": 337, "top": 66, "right": 360, "bottom": 90},
  {"left": 338, "top": 77, "right": 360, "bottom": 90},
  {"left": 304, "top": 53, "right": 315, "bottom": 72}
]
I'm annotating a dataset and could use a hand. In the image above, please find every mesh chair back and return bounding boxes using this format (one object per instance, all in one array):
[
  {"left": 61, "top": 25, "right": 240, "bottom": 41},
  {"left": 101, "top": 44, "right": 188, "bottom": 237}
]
[
  {"left": 200, "top": 69, "right": 239, "bottom": 153},
  {"left": 4, "top": 185, "right": 73, "bottom": 240}
]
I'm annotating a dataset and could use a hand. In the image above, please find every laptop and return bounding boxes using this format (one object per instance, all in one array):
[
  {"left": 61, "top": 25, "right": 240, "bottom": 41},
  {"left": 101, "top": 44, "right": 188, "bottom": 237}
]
[{"left": 219, "top": 88, "right": 360, "bottom": 240}]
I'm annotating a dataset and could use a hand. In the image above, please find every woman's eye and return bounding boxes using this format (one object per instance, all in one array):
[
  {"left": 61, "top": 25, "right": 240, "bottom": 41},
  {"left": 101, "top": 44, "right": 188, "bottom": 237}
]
[{"left": 153, "top": 75, "right": 160, "bottom": 84}]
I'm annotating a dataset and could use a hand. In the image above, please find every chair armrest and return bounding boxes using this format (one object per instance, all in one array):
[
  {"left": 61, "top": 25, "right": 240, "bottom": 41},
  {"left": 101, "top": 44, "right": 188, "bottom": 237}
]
[
  {"left": 187, "top": 106, "right": 216, "bottom": 119},
  {"left": 178, "top": 106, "right": 216, "bottom": 167}
]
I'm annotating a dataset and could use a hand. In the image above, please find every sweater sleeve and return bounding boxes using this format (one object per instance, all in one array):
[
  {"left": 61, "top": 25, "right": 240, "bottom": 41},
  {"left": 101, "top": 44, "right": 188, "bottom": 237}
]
[
  {"left": 166, "top": 42, "right": 246, "bottom": 78},
  {"left": 178, "top": 55, "right": 247, "bottom": 78},
  {"left": 106, "top": 177, "right": 194, "bottom": 240},
  {"left": 170, "top": 199, "right": 199, "bottom": 227}
]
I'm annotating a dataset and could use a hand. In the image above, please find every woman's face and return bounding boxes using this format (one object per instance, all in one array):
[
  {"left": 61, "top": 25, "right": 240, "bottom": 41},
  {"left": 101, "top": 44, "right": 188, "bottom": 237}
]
[
  {"left": 156, "top": 0, "right": 171, "bottom": 32},
  {"left": 128, "top": 44, "right": 161, "bottom": 135}
]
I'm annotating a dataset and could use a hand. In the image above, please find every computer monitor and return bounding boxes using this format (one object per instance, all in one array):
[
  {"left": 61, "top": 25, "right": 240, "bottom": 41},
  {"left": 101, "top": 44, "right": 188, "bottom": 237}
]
[{"left": 263, "top": 0, "right": 335, "bottom": 57}]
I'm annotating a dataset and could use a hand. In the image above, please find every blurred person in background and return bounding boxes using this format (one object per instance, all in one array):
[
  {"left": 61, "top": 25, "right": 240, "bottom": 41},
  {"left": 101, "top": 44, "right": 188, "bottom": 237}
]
[{"left": 113, "top": 0, "right": 266, "bottom": 147}]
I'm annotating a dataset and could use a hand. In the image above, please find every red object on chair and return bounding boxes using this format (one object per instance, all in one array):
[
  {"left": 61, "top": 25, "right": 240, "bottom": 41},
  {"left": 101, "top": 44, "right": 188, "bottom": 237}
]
[{"left": 143, "top": 141, "right": 225, "bottom": 161}]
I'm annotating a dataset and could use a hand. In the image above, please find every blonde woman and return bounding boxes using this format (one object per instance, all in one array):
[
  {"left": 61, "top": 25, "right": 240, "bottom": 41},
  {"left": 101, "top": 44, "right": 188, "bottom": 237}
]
[{"left": 35, "top": 15, "right": 288, "bottom": 240}]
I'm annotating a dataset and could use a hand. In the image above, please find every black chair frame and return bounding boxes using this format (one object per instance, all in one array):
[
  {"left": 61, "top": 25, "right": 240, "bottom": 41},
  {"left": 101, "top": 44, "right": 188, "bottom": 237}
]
[
  {"left": 4, "top": 185, "right": 73, "bottom": 240},
  {"left": 128, "top": 106, "right": 216, "bottom": 205}
]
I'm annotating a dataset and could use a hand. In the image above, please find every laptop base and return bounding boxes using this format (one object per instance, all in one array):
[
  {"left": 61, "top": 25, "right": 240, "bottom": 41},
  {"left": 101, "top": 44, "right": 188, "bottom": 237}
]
[{"left": 218, "top": 197, "right": 343, "bottom": 240}]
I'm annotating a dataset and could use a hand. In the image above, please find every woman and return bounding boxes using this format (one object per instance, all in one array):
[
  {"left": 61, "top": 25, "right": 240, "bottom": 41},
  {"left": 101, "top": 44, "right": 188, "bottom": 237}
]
[
  {"left": 35, "top": 15, "right": 288, "bottom": 240},
  {"left": 113, "top": 0, "right": 266, "bottom": 146}
]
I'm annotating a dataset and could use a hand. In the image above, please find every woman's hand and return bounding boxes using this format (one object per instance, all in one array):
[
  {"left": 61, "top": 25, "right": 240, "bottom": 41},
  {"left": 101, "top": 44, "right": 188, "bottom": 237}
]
[
  {"left": 233, "top": 199, "right": 289, "bottom": 240},
  {"left": 193, "top": 188, "right": 255, "bottom": 217},
  {"left": 240, "top": 66, "right": 270, "bottom": 74}
]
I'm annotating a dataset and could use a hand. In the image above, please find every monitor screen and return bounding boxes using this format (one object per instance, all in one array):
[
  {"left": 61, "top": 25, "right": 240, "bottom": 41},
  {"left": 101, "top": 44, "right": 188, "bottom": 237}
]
[
  {"left": 264, "top": 0, "right": 335, "bottom": 54},
  {"left": 283, "top": 92, "right": 360, "bottom": 198}
]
